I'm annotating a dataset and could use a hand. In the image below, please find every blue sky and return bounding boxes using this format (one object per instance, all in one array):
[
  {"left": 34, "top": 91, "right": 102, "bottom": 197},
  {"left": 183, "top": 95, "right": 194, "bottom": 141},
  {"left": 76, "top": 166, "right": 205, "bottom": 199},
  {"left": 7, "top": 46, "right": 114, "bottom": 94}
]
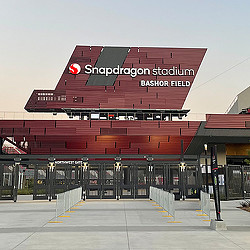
[{"left": 0, "top": 0, "right": 250, "bottom": 115}]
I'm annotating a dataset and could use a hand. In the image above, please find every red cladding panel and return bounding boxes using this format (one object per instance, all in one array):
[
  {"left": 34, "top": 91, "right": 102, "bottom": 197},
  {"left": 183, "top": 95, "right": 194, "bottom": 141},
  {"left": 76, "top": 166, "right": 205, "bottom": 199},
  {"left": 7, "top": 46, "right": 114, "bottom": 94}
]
[
  {"left": 0, "top": 120, "right": 200, "bottom": 155},
  {"left": 205, "top": 114, "right": 250, "bottom": 128},
  {"left": 25, "top": 46, "right": 207, "bottom": 111},
  {"left": 0, "top": 120, "right": 24, "bottom": 128}
]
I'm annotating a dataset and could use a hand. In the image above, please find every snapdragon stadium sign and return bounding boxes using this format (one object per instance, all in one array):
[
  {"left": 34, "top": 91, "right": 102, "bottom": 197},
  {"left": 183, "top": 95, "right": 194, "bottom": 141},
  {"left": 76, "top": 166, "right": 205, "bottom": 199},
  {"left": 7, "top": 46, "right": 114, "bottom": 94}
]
[
  {"left": 25, "top": 45, "right": 207, "bottom": 112},
  {"left": 84, "top": 64, "right": 194, "bottom": 87}
]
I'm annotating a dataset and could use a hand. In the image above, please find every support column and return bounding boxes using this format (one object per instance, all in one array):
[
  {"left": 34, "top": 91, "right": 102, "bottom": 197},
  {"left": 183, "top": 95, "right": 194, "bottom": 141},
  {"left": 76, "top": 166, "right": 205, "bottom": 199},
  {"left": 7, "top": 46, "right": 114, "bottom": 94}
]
[
  {"left": 204, "top": 144, "right": 209, "bottom": 193},
  {"left": 33, "top": 165, "right": 38, "bottom": 200},
  {"left": 197, "top": 155, "right": 203, "bottom": 196},
  {"left": 47, "top": 168, "right": 51, "bottom": 201},
  {"left": 241, "top": 165, "right": 245, "bottom": 199},
  {"left": 81, "top": 158, "right": 89, "bottom": 201},
  {"left": 79, "top": 166, "right": 84, "bottom": 199},
  {"left": 75, "top": 166, "right": 79, "bottom": 186},
  {"left": 180, "top": 140, "right": 186, "bottom": 200},
  {"left": 48, "top": 157, "right": 55, "bottom": 201},
  {"left": 224, "top": 165, "right": 229, "bottom": 200},
  {"left": 13, "top": 157, "right": 21, "bottom": 202},
  {"left": 165, "top": 164, "right": 169, "bottom": 191},
  {"left": 65, "top": 166, "right": 70, "bottom": 191}
]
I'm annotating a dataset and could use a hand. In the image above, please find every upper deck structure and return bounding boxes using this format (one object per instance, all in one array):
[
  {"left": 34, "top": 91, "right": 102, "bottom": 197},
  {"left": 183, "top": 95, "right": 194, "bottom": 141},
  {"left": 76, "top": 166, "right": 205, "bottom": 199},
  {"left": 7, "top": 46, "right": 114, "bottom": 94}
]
[{"left": 25, "top": 46, "right": 207, "bottom": 119}]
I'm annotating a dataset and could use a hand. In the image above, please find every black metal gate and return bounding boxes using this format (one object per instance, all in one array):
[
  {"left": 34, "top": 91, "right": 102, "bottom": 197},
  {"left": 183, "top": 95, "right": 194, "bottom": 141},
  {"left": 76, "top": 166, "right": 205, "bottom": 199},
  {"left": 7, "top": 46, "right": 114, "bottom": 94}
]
[
  {"left": 227, "top": 165, "right": 243, "bottom": 199},
  {"left": 85, "top": 164, "right": 117, "bottom": 199},
  {"left": 225, "top": 165, "right": 250, "bottom": 200},
  {"left": 243, "top": 166, "right": 250, "bottom": 198},
  {"left": 0, "top": 164, "right": 13, "bottom": 200},
  {"left": 32, "top": 162, "right": 202, "bottom": 200},
  {"left": 204, "top": 165, "right": 250, "bottom": 200},
  {"left": 33, "top": 164, "right": 80, "bottom": 200},
  {"left": 84, "top": 163, "right": 201, "bottom": 200}
]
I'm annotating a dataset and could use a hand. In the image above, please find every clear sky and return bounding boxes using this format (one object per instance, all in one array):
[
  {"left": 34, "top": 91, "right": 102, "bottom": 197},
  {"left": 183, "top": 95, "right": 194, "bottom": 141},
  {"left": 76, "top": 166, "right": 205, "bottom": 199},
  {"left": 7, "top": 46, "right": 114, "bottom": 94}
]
[{"left": 1, "top": 0, "right": 250, "bottom": 116}]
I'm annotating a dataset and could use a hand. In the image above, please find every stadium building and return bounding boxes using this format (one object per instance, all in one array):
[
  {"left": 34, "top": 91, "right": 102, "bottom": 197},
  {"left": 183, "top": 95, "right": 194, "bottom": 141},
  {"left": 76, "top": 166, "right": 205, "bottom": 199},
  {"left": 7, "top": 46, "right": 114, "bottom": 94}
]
[{"left": 0, "top": 46, "right": 249, "bottom": 201}]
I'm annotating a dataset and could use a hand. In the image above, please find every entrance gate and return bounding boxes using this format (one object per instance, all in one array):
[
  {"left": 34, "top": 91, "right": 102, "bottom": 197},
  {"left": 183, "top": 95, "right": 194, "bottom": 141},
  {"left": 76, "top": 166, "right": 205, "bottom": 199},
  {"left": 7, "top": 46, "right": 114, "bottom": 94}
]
[
  {"left": 225, "top": 165, "right": 250, "bottom": 199},
  {"left": 86, "top": 164, "right": 150, "bottom": 199},
  {"left": 84, "top": 163, "right": 201, "bottom": 199},
  {"left": 33, "top": 162, "right": 201, "bottom": 200},
  {"left": 33, "top": 164, "right": 79, "bottom": 200}
]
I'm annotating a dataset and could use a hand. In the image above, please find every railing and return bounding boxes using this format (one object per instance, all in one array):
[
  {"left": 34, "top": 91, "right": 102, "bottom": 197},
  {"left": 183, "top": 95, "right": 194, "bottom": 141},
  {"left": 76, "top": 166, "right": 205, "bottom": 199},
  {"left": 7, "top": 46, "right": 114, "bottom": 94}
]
[
  {"left": 149, "top": 186, "right": 176, "bottom": 221},
  {"left": 200, "top": 191, "right": 210, "bottom": 219},
  {"left": 52, "top": 187, "right": 82, "bottom": 222},
  {"left": 0, "top": 111, "right": 207, "bottom": 121}
]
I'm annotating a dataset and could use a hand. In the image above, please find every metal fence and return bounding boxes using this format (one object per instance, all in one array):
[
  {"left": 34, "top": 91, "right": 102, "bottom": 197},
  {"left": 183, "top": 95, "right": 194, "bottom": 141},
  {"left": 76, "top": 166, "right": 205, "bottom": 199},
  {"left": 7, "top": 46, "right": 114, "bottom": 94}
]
[
  {"left": 200, "top": 191, "right": 210, "bottom": 219},
  {"left": 55, "top": 187, "right": 82, "bottom": 218},
  {"left": 150, "top": 186, "right": 175, "bottom": 220},
  {"left": 202, "top": 165, "right": 250, "bottom": 200}
]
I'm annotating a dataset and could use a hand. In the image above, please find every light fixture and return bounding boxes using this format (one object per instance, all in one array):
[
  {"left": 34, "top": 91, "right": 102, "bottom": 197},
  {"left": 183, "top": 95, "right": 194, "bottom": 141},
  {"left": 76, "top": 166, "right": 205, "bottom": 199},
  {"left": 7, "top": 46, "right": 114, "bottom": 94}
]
[
  {"left": 48, "top": 162, "right": 55, "bottom": 171},
  {"left": 114, "top": 162, "right": 122, "bottom": 171},
  {"left": 179, "top": 162, "right": 186, "bottom": 172},
  {"left": 148, "top": 165, "right": 153, "bottom": 172},
  {"left": 82, "top": 162, "right": 89, "bottom": 170},
  {"left": 48, "top": 157, "right": 56, "bottom": 171}
]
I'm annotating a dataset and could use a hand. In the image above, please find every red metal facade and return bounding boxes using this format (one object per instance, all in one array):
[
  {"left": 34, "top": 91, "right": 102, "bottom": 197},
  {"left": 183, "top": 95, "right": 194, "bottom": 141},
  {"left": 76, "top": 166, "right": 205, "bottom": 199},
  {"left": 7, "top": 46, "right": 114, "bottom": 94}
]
[
  {"left": 205, "top": 114, "right": 250, "bottom": 129},
  {"left": 6, "top": 45, "right": 250, "bottom": 157},
  {"left": 25, "top": 46, "right": 207, "bottom": 112},
  {"left": 2, "top": 46, "right": 250, "bottom": 157},
  {"left": 0, "top": 120, "right": 200, "bottom": 155},
  {"left": 1, "top": 114, "right": 250, "bottom": 155}
]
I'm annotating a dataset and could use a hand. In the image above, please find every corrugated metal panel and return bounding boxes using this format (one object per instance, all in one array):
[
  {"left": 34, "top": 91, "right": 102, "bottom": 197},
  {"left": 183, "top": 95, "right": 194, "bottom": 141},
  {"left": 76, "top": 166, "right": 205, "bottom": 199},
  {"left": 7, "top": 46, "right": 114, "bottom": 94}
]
[
  {"left": 0, "top": 120, "right": 200, "bottom": 155},
  {"left": 1, "top": 128, "right": 13, "bottom": 136},
  {"left": 205, "top": 114, "right": 250, "bottom": 128},
  {"left": 13, "top": 128, "right": 30, "bottom": 135},
  {"left": 25, "top": 120, "right": 56, "bottom": 128},
  {"left": 0, "top": 120, "right": 24, "bottom": 128},
  {"left": 100, "top": 128, "right": 127, "bottom": 135},
  {"left": 91, "top": 120, "right": 111, "bottom": 128}
]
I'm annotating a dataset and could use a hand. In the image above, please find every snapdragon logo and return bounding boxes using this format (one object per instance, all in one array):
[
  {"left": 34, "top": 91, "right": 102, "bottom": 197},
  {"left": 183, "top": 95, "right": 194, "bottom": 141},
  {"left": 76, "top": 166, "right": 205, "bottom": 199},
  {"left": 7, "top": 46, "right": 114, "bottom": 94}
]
[{"left": 69, "top": 63, "right": 81, "bottom": 75}]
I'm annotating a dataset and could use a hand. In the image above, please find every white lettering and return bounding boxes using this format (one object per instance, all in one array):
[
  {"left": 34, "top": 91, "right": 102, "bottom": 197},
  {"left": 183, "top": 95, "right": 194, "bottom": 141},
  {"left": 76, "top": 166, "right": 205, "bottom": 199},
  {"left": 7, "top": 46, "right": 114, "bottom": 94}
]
[
  {"left": 83, "top": 64, "right": 195, "bottom": 79},
  {"left": 161, "top": 69, "right": 168, "bottom": 76},
  {"left": 84, "top": 64, "right": 92, "bottom": 74},
  {"left": 106, "top": 67, "right": 113, "bottom": 76},
  {"left": 113, "top": 65, "right": 120, "bottom": 74},
  {"left": 144, "top": 68, "right": 150, "bottom": 75},
  {"left": 130, "top": 68, "right": 137, "bottom": 78},
  {"left": 137, "top": 68, "right": 144, "bottom": 75},
  {"left": 184, "top": 69, "right": 194, "bottom": 76},
  {"left": 170, "top": 81, "right": 191, "bottom": 87},
  {"left": 140, "top": 80, "right": 169, "bottom": 87},
  {"left": 99, "top": 67, "right": 105, "bottom": 74},
  {"left": 152, "top": 68, "right": 157, "bottom": 76},
  {"left": 123, "top": 68, "right": 130, "bottom": 75}
]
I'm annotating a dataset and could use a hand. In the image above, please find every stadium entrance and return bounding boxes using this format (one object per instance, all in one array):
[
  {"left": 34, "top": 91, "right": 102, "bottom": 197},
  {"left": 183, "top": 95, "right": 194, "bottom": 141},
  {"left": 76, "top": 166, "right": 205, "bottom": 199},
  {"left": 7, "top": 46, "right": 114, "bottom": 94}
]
[{"left": 32, "top": 162, "right": 201, "bottom": 200}]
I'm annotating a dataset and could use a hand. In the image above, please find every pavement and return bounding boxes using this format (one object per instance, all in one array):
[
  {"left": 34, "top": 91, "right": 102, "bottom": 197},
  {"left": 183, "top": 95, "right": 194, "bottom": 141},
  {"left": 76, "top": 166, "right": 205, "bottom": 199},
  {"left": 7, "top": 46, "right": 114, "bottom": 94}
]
[{"left": 0, "top": 196, "right": 250, "bottom": 250}]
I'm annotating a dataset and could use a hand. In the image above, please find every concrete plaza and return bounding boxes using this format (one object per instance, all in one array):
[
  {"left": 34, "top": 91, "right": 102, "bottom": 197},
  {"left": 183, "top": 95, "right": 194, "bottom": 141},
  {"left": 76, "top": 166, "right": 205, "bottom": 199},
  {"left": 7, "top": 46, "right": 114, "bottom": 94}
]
[{"left": 0, "top": 196, "right": 250, "bottom": 250}]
